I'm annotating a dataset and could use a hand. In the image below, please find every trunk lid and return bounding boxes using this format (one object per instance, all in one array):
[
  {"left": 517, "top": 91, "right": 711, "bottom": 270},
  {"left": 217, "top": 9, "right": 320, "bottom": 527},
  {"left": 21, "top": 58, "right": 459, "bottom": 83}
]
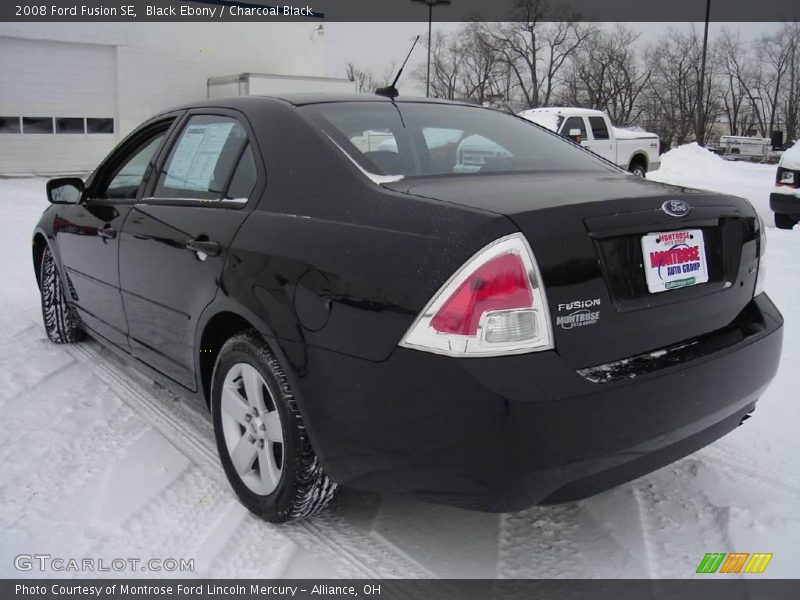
[{"left": 385, "top": 172, "right": 760, "bottom": 368}]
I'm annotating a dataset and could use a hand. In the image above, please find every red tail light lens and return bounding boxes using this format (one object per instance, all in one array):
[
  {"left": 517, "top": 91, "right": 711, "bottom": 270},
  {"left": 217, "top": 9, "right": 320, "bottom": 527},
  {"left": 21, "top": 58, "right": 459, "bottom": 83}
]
[
  {"left": 431, "top": 253, "right": 533, "bottom": 335},
  {"left": 399, "top": 233, "right": 554, "bottom": 357}
]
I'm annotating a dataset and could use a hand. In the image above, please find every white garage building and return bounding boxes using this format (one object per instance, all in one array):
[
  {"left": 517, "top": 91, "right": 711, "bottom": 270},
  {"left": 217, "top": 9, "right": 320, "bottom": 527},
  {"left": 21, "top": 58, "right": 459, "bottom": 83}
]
[{"left": 0, "top": 23, "right": 326, "bottom": 175}]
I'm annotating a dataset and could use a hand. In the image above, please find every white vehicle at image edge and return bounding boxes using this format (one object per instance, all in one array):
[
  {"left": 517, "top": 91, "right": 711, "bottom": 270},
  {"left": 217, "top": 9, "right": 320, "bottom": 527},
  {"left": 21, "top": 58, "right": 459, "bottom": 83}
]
[
  {"left": 519, "top": 107, "right": 660, "bottom": 177},
  {"left": 770, "top": 142, "right": 800, "bottom": 230}
]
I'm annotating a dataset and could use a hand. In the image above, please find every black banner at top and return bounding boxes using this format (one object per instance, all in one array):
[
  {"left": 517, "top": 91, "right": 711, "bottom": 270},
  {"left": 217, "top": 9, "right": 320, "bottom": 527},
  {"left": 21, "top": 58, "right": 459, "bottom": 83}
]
[{"left": 2, "top": 0, "right": 800, "bottom": 22}]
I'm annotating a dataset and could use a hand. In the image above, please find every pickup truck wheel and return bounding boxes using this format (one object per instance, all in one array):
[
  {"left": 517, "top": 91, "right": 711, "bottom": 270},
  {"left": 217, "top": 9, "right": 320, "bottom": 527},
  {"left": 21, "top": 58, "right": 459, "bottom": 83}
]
[
  {"left": 40, "top": 246, "right": 84, "bottom": 344},
  {"left": 774, "top": 213, "right": 798, "bottom": 230},
  {"left": 211, "top": 330, "right": 338, "bottom": 522},
  {"left": 629, "top": 161, "right": 647, "bottom": 178}
]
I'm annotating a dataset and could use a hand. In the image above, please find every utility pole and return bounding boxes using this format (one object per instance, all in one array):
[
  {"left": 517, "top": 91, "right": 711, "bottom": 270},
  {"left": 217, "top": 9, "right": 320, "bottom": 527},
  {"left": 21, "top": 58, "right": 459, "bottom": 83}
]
[
  {"left": 412, "top": 0, "right": 452, "bottom": 97},
  {"left": 697, "top": 0, "right": 711, "bottom": 145}
]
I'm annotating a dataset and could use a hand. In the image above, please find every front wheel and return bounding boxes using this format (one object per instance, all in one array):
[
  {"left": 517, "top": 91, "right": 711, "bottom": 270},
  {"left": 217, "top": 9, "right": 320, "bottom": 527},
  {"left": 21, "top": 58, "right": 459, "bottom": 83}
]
[
  {"left": 39, "top": 246, "right": 83, "bottom": 343},
  {"left": 211, "top": 330, "right": 338, "bottom": 522},
  {"left": 629, "top": 161, "right": 647, "bottom": 178},
  {"left": 774, "top": 213, "right": 798, "bottom": 230}
]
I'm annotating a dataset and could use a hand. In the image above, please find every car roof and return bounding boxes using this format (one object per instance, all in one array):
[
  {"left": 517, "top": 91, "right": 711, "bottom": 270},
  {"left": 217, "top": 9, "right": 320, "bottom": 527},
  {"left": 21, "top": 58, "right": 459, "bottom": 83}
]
[
  {"left": 260, "top": 93, "right": 472, "bottom": 107},
  {"left": 161, "top": 93, "right": 476, "bottom": 114},
  {"left": 520, "top": 107, "right": 606, "bottom": 118}
]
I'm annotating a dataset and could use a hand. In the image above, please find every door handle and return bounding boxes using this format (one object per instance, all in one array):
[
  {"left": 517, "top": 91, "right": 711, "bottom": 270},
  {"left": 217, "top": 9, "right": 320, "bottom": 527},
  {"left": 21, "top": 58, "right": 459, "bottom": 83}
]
[
  {"left": 185, "top": 238, "right": 221, "bottom": 259},
  {"left": 98, "top": 225, "right": 117, "bottom": 240}
]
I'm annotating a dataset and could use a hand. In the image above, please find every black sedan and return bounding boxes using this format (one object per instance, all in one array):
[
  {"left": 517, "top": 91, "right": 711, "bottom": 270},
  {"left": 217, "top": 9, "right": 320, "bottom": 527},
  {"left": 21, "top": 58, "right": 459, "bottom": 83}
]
[{"left": 33, "top": 95, "right": 783, "bottom": 522}]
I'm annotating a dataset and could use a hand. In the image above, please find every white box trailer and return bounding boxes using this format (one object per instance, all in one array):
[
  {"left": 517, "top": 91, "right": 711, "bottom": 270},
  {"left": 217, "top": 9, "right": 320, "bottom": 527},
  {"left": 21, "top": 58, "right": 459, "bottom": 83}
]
[
  {"left": 718, "top": 135, "right": 770, "bottom": 161},
  {"left": 208, "top": 72, "right": 355, "bottom": 99}
]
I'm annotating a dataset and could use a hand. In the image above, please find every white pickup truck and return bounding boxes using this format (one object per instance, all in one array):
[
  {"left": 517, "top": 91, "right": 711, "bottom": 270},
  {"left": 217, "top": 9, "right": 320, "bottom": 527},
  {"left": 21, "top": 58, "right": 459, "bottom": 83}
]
[{"left": 519, "top": 107, "right": 660, "bottom": 177}]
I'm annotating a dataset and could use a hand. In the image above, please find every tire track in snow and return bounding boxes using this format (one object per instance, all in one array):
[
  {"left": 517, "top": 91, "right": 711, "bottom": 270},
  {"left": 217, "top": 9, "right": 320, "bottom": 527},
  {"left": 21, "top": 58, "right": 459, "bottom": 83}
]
[
  {"left": 0, "top": 379, "right": 145, "bottom": 524},
  {"left": 81, "top": 465, "right": 281, "bottom": 577},
  {"left": 68, "top": 339, "right": 435, "bottom": 579},
  {"left": 0, "top": 323, "right": 77, "bottom": 404},
  {"left": 627, "top": 459, "right": 740, "bottom": 578},
  {"left": 496, "top": 501, "right": 646, "bottom": 578},
  {"left": 697, "top": 445, "right": 800, "bottom": 499}
]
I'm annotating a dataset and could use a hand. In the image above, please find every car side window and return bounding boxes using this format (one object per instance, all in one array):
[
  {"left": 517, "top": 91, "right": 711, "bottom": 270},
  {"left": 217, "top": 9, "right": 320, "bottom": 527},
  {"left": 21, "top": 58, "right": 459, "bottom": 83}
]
[
  {"left": 154, "top": 115, "right": 248, "bottom": 201},
  {"left": 101, "top": 134, "right": 166, "bottom": 200},
  {"left": 225, "top": 144, "right": 257, "bottom": 201},
  {"left": 588, "top": 116, "right": 610, "bottom": 140},
  {"left": 562, "top": 116, "right": 587, "bottom": 139}
]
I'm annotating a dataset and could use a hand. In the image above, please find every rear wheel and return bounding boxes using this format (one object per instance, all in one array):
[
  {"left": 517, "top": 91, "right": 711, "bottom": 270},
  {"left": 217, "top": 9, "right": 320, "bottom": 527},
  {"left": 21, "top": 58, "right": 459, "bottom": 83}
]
[
  {"left": 629, "top": 160, "right": 647, "bottom": 178},
  {"left": 774, "top": 213, "right": 798, "bottom": 230},
  {"left": 211, "top": 330, "right": 338, "bottom": 522},
  {"left": 39, "top": 246, "right": 83, "bottom": 343}
]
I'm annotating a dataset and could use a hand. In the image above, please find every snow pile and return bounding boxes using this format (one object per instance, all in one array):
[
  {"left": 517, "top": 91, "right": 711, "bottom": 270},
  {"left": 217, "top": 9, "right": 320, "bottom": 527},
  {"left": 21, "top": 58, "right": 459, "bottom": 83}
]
[{"left": 648, "top": 143, "right": 777, "bottom": 226}]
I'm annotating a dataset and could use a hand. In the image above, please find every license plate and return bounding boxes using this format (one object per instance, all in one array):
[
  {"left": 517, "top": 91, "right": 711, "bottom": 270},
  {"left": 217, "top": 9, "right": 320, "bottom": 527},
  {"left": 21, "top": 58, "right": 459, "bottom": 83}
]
[{"left": 641, "top": 229, "right": 709, "bottom": 293}]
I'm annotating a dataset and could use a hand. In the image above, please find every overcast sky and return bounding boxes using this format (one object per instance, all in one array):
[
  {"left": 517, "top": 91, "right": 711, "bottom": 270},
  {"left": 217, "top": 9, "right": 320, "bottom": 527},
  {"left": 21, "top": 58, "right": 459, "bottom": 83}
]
[{"left": 322, "top": 22, "right": 784, "bottom": 97}]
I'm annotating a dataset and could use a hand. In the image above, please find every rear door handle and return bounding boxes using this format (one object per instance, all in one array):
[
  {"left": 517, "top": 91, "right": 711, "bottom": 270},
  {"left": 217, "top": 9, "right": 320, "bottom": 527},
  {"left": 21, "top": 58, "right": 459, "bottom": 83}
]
[
  {"left": 98, "top": 225, "right": 117, "bottom": 240},
  {"left": 185, "top": 238, "right": 221, "bottom": 260}
]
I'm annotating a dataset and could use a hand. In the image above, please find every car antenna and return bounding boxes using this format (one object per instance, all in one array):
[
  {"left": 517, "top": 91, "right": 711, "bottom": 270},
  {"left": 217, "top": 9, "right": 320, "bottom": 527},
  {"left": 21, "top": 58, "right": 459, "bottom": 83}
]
[{"left": 375, "top": 35, "right": 420, "bottom": 99}]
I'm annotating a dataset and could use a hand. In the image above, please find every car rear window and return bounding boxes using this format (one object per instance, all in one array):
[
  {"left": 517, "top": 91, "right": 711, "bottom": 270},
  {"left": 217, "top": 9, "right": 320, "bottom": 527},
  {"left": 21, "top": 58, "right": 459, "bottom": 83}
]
[{"left": 302, "top": 102, "right": 615, "bottom": 178}]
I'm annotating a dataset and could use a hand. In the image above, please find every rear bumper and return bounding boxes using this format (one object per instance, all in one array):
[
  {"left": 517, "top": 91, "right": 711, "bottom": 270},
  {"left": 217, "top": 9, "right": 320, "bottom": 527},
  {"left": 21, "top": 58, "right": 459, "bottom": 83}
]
[
  {"left": 297, "top": 294, "right": 783, "bottom": 512},
  {"left": 770, "top": 190, "right": 800, "bottom": 216}
]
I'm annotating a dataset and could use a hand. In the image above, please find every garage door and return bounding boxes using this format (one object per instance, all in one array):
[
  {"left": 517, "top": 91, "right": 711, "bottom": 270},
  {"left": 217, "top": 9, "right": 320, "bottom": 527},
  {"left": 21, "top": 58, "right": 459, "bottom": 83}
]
[{"left": 0, "top": 36, "right": 118, "bottom": 174}]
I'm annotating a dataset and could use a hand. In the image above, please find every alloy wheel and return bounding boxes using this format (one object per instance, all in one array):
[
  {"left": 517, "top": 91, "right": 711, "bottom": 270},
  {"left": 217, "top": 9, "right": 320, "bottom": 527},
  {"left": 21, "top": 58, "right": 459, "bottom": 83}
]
[{"left": 220, "top": 362, "right": 284, "bottom": 495}]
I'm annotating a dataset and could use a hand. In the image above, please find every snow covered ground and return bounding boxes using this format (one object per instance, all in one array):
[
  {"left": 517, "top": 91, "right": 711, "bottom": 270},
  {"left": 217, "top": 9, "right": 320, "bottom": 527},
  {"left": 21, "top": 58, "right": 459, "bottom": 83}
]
[
  {"left": 1, "top": 148, "right": 799, "bottom": 579},
  {"left": 648, "top": 143, "right": 778, "bottom": 226}
]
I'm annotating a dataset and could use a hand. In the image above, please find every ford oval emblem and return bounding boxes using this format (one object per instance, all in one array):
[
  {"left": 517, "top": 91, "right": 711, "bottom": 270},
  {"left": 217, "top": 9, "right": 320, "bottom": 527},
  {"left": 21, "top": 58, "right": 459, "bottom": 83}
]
[{"left": 662, "top": 199, "right": 691, "bottom": 217}]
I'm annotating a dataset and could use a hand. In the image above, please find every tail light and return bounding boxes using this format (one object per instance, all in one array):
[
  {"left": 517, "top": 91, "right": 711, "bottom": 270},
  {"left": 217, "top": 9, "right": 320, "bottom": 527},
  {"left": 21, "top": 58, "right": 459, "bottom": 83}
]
[
  {"left": 754, "top": 213, "right": 767, "bottom": 296},
  {"left": 776, "top": 167, "right": 797, "bottom": 188},
  {"left": 399, "top": 233, "right": 554, "bottom": 357}
]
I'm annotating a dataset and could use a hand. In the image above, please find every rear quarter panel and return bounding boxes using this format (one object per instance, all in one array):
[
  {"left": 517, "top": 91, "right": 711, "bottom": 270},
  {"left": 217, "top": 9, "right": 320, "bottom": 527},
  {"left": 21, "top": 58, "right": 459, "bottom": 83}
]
[{"left": 222, "top": 99, "right": 516, "bottom": 365}]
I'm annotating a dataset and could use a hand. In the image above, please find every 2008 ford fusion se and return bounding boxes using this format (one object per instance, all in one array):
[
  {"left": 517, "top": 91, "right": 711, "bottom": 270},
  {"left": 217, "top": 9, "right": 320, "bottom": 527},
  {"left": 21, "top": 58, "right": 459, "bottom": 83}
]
[{"left": 33, "top": 94, "right": 783, "bottom": 522}]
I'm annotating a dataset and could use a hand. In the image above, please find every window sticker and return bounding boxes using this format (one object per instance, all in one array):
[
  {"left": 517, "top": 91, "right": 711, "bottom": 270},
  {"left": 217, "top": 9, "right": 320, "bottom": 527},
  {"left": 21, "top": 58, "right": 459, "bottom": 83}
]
[{"left": 164, "top": 122, "right": 235, "bottom": 192}]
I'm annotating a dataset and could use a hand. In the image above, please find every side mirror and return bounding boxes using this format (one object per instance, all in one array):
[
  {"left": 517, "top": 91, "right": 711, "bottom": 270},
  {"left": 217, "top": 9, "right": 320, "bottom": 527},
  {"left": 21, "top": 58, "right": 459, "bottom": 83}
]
[
  {"left": 567, "top": 128, "right": 582, "bottom": 143},
  {"left": 46, "top": 178, "right": 84, "bottom": 205}
]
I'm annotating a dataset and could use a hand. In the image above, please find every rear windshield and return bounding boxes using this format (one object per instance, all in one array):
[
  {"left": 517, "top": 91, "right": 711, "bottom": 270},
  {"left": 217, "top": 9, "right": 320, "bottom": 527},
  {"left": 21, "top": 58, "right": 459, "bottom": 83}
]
[{"left": 302, "top": 102, "right": 616, "bottom": 178}]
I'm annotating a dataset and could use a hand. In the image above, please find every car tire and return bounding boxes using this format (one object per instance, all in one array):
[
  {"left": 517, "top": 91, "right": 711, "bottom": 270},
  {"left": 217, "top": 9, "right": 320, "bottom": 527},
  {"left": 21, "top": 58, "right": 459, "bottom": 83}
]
[
  {"left": 211, "top": 330, "right": 338, "bottom": 522},
  {"left": 629, "top": 161, "right": 647, "bottom": 178},
  {"left": 40, "top": 246, "right": 84, "bottom": 344},
  {"left": 774, "top": 213, "right": 798, "bottom": 230}
]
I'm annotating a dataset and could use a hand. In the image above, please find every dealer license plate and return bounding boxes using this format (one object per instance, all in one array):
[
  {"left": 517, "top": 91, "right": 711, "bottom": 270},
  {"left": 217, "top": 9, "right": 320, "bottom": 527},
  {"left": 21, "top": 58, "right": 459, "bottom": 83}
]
[{"left": 641, "top": 229, "right": 709, "bottom": 293}]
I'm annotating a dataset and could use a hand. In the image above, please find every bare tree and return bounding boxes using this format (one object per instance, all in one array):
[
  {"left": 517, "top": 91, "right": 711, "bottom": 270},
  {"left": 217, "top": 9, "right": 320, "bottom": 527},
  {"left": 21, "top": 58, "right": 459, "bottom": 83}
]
[
  {"left": 412, "top": 30, "right": 463, "bottom": 100},
  {"left": 716, "top": 29, "right": 755, "bottom": 136},
  {"left": 483, "top": 0, "right": 595, "bottom": 108},
  {"left": 560, "top": 25, "right": 650, "bottom": 125},
  {"left": 640, "top": 27, "right": 720, "bottom": 147},
  {"left": 346, "top": 62, "right": 376, "bottom": 94},
  {"left": 359, "top": 16, "right": 799, "bottom": 148},
  {"left": 458, "top": 23, "right": 502, "bottom": 105},
  {"left": 346, "top": 60, "right": 399, "bottom": 94},
  {"left": 641, "top": 30, "right": 697, "bottom": 147},
  {"left": 781, "top": 23, "right": 800, "bottom": 142},
  {"left": 754, "top": 27, "right": 794, "bottom": 138}
]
